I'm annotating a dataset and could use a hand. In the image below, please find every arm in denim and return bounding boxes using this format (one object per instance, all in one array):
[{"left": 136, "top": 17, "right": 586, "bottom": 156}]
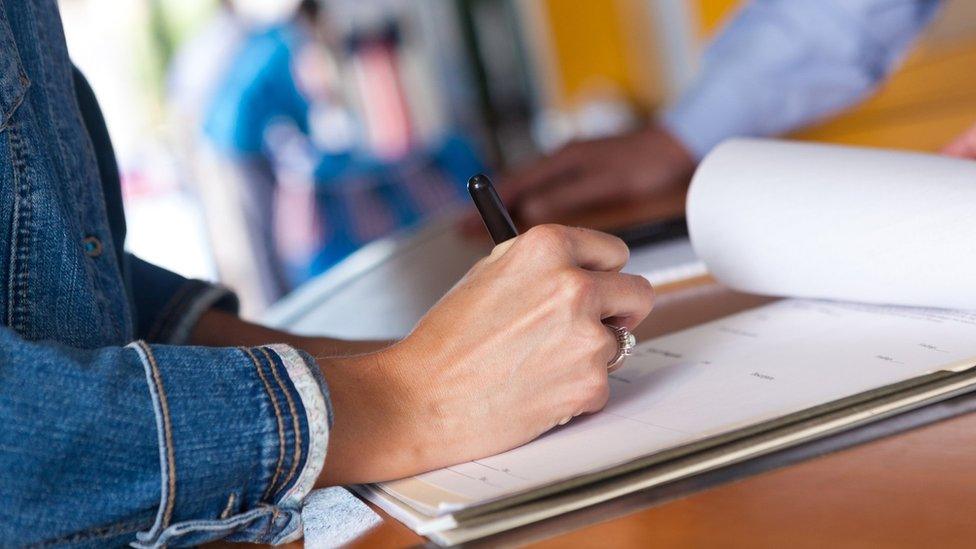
[
  {"left": 661, "top": 0, "right": 941, "bottom": 158},
  {"left": 127, "top": 254, "right": 241, "bottom": 344},
  {"left": 0, "top": 327, "right": 329, "bottom": 547}
]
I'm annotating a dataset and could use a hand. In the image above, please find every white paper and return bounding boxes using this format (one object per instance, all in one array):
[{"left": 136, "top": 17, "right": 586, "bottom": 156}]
[
  {"left": 374, "top": 298, "right": 976, "bottom": 518},
  {"left": 621, "top": 237, "right": 706, "bottom": 285},
  {"left": 687, "top": 139, "right": 976, "bottom": 310}
]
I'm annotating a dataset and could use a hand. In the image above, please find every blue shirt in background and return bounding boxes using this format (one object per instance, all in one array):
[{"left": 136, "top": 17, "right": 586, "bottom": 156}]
[
  {"left": 662, "top": 0, "right": 942, "bottom": 159},
  {"left": 204, "top": 23, "right": 311, "bottom": 155}
]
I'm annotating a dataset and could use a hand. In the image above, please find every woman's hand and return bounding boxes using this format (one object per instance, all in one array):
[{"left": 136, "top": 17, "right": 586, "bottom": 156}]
[{"left": 318, "top": 224, "right": 654, "bottom": 485}]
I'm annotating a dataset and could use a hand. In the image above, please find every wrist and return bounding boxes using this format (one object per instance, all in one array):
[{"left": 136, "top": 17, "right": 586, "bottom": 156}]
[
  {"left": 316, "top": 343, "right": 433, "bottom": 485},
  {"left": 307, "top": 337, "right": 396, "bottom": 357},
  {"left": 368, "top": 339, "right": 446, "bottom": 473}
]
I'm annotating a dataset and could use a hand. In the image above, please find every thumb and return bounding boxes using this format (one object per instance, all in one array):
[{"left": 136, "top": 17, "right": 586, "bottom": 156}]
[{"left": 483, "top": 237, "right": 518, "bottom": 264}]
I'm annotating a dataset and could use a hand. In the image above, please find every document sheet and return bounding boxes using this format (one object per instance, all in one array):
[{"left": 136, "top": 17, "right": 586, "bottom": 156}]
[
  {"left": 377, "top": 298, "right": 976, "bottom": 517},
  {"left": 687, "top": 139, "right": 976, "bottom": 310}
]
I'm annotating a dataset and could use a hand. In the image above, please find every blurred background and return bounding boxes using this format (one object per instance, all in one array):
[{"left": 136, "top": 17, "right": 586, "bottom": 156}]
[{"left": 60, "top": 0, "right": 976, "bottom": 316}]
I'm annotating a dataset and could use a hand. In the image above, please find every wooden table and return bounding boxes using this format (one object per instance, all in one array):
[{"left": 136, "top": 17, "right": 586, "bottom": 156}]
[{"left": 263, "top": 278, "right": 976, "bottom": 548}]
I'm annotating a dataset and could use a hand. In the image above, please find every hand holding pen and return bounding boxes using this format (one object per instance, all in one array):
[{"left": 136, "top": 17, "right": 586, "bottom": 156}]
[{"left": 468, "top": 174, "right": 641, "bottom": 372}]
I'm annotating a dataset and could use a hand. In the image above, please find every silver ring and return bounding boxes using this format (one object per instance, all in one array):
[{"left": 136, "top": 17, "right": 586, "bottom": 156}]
[{"left": 606, "top": 325, "right": 636, "bottom": 372}]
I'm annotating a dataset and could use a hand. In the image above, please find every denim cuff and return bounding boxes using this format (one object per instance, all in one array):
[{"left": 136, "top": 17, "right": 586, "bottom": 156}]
[
  {"left": 128, "top": 254, "right": 240, "bottom": 345},
  {"left": 145, "top": 280, "right": 239, "bottom": 345},
  {"left": 126, "top": 341, "right": 330, "bottom": 547}
]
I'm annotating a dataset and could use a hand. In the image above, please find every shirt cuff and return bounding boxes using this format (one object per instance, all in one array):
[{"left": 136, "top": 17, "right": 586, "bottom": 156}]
[
  {"left": 265, "top": 344, "right": 331, "bottom": 543},
  {"left": 128, "top": 342, "right": 331, "bottom": 547},
  {"left": 127, "top": 255, "right": 240, "bottom": 344},
  {"left": 147, "top": 280, "right": 239, "bottom": 345},
  {"left": 659, "top": 75, "right": 765, "bottom": 161}
]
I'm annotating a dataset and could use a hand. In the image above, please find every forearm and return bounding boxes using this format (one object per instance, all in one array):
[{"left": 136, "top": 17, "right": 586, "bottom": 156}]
[
  {"left": 189, "top": 309, "right": 423, "bottom": 486},
  {"left": 189, "top": 309, "right": 392, "bottom": 357}
]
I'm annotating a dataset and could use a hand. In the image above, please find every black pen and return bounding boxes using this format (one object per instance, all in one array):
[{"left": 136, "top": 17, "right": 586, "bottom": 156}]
[{"left": 467, "top": 174, "right": 519, "bottom": 245}]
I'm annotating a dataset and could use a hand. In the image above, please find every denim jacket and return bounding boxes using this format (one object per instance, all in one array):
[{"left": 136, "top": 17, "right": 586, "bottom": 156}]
[{"left": 0, "top": 1, "right": 331, "bottom": 546}]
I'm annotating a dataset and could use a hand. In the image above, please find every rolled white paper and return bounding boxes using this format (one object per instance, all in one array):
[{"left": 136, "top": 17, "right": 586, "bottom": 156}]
[{"left": 687, "top": 138, "right": 976, "bottom": 310}]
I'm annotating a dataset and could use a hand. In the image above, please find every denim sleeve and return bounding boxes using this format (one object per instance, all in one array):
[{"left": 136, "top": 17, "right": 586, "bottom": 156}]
[
  {"left": 0, "top": 327, "right": 331, "bottom": 548},
  {"left": 127, "top": 254, "right": 240, "bottom": 344},
  {"left": 661, "top": 0, "right": 941, "bottom": 158}
]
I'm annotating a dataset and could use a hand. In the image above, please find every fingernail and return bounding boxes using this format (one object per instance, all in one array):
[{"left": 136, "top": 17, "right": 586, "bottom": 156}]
[{"left": 558, "top": 416, "right": 572, "bottom": 426}]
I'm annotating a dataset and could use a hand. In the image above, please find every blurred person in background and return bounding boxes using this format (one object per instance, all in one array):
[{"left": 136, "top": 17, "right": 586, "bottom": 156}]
[
  {"left": 166, "top": 0, "right": 250, "bottom": 283},
  {"left": 1, "top": 1, "right": 654, "bottom": 545},
  {"left": 196, "top": 0, "right": 485, "bottom": 314},
  {"left": 503, "top": 0, "right": 973, "bottom": 226},
  {"left": 269, "top": 20, "right": 485, "bottom": 281},
  {"left": 167, "top": 0, "right": 248, "bottom": 131},
  {"left": 201, "top": 0, "right": 322, "bottom": 314}
]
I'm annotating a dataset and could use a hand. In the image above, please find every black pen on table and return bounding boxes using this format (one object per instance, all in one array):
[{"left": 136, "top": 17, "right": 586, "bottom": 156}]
[{"left": 467, "top": 174, "right": 518, "bottom": 244}]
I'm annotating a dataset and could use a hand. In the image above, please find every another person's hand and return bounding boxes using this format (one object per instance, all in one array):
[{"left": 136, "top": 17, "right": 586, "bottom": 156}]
[
  {"left": 503, "top": 125, "right": 696, "bottom": 226},
  {"left": 319, "top": 225, "right": 654, "bottom": 484},
  {"left": 943, "top": 121, "right": 976, "bottom": 160}
]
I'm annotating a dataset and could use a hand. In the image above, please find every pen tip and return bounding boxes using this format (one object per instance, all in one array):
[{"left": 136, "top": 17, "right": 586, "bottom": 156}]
[{"left": 467, "top": 173, "right": 491, "bottom": 192}]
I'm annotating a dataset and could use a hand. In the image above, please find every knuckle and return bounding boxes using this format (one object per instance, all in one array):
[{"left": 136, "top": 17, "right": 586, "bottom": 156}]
[
  {"left": 559, "top": 270, "right": 593, "bottom": 304},
  {"left": 581, "top": 322, "right": 613, "bottom": 356},
  {"left": 525, "top": 224, "right": 568, "bottom": 251},
  {"left": 619, "top": 273, "right": 654, "bottom": 315},
  {"left": 638, "top": 276, "right": 656, "bottom": 309},
  {"left": 634, "top": 274, "right": 655, "bottom": 299}
]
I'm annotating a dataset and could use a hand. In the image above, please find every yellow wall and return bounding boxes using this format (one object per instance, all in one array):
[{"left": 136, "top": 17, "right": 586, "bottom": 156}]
[
  {"left": 792, "top": 38, "right": 976, "bottom": 152},
  {"left": 538, "top": 0, "right": 663, "bottom": 111}
]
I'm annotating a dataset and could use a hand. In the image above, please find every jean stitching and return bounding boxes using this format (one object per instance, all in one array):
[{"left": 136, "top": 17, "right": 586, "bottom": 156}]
[
  {"left": 259, "top": 346, "right": 304, "bottom": 497},
  {"left": 0, "top": 72, "right": 27, "bottom": 132},
  {"left": 219, "top": 493, "right": 237, "bottom": 519},
  {"left": 266, "top": 507, "right": 280, "bottom": 538},
  {"left": 242, "top": 347, "right": 287, "bottom": 501},
  {"left": 5, "top": 127, "right": 20, "bottom": 327},
  {"left": 6, "top": 122, "right": 30, "bottom": 332},
  {"left": 137, "top": 341, "right": 177, "bottom": 530},
  {"left": 143, "top": 506, "right": 275, "bottom": 547},
  {"left": 146, "top": 281, "right": 195, "bottom": 341}
]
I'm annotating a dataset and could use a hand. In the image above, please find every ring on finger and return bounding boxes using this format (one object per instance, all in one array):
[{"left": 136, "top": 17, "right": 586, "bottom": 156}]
[{"left": 606, "top": 324, "right": 636, "bottom": 372}]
